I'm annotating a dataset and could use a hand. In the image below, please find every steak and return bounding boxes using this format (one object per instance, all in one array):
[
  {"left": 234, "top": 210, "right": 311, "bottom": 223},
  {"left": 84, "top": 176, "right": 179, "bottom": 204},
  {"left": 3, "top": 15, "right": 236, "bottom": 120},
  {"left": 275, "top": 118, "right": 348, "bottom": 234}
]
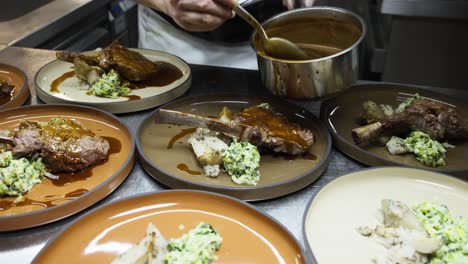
[
  {"left": 154, "top": 106, "right": 315, "bottom": 155},
  {"left": 352, "top": 98, "right": 468, "bottom": 146},
  {"left": 0, "top": 119, "right": 109, "bottom": 173},
  {"left": 56, "top": 42, "right": 158, "bottom": 82}
]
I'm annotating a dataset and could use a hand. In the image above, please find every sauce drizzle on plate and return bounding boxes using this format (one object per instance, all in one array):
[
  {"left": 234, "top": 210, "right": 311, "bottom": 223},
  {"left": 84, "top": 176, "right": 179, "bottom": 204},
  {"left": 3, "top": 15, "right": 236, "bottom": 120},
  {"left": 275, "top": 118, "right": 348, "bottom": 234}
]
[
  {"left": 167, "top": 127, "right": 196, "bottom": 149},
  {"left": 50, "top": 71, "right": 75, "bottom": 93},
  {"left": 177, "top": 163, "right": 202, "bottom": 175},
  {"left": 0, "top": 188, "right": 88, "bottom": 211}
]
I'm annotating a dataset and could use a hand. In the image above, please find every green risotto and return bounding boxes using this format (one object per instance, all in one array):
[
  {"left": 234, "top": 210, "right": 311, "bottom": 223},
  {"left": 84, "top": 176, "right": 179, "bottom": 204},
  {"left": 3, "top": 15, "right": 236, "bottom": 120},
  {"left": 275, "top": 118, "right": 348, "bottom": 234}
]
[
  {"left": 404, "top": 131, "right": 448, "bottom": 167},
  {"left": 413, "top": 202, "right": 468, "bottom": 264},
  {"left": 0, "top": 151, "right": 46, "bottom": 197},
  {"left": 222, "top": 141, "right": 261, "bottom": 186},
  {"left": 164, "top": 223, "right": 222, "bottom": 264},
  {"left": 90, "top": 69, "right": 131, "bottom": 98}
]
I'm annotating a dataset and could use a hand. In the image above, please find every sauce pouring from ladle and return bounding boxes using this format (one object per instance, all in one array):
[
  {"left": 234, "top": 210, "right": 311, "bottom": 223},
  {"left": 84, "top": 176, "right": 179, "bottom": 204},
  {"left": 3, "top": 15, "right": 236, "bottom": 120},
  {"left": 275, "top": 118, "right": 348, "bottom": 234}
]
[{"left": 233, "top": 4, "right": 310, "bottom": 60}]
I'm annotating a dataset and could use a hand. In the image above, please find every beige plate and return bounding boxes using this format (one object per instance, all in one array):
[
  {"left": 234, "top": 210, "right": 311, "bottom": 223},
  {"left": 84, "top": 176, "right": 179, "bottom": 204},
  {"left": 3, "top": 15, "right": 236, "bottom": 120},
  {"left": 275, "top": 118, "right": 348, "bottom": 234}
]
[
  {"left": 0, "top": 63, "right": 30, "bottom": 110},
  {"left": 302, "top": 167, "right": 468, "bottom": 264},
  {"left": 34, "top": 49, "right": 191, "bottom": 114},
  {"left": 34, "top": 190, "right": 310, "bottom": 263},
  {"left": 0, "top": 104, "right": 135, "bottom": 231},
  {"left": 137, "top": 95, "right": 331, "bottom": 201},
  {"left": 320, "top": 84, "right": 468, "bottom": 177}
]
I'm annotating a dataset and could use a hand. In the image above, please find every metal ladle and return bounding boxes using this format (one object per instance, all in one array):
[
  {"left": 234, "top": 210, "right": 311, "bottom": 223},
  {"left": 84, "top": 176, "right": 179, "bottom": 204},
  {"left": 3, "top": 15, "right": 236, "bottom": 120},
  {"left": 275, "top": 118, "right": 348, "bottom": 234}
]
[{"left": 234, "top": 4, "right": 309, "bottom": 60}]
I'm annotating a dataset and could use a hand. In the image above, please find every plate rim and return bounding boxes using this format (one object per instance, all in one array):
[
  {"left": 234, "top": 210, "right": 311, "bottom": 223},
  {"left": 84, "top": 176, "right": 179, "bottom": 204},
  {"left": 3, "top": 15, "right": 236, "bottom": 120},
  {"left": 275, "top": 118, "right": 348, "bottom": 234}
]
[
  {"left": 33, "top": 48, "right": 192, "bottom": 114},
  {"left": 320, "top": 83, "right": 468, "bottom": 176},
  {"left": 0, "top": 103, "right": 136, "bottom": 231},
  {"left": 33, "top": 189, "right": 312, "bottom": 264},
  {"left": 0, "top": 63, "right": 30, "bottom": 110},
  {"left": 136, "top": 93, "right": 332, "bottom": 201},
  {"left": 300, "top": 166, "right": 468, "bottom": 264}
]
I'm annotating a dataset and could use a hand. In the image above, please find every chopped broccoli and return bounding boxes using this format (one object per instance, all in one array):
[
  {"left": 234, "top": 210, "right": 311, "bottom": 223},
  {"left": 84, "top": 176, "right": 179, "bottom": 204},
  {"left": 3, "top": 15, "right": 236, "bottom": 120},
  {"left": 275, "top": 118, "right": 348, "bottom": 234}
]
[
  {"left": 90, "top": 69, "right": 131, "bottom": 98},
  {"left": 0, "top": 151, "right": 46, "bottom": 197},
  {"left": 222, "top": 141, "right": 260, "bottom": 186},
  {"left": 404, "top": 131, "right": 447, "bottom": 167}
]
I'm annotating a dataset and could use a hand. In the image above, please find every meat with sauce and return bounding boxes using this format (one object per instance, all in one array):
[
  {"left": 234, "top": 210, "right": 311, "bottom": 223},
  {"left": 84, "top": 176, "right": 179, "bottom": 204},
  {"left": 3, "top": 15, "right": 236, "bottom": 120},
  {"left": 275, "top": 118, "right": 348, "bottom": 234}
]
[
  {"left": 154, "top": 105, "right": 315, "bottom": 156},
  {"left": 56, "top": 42, "right": 158, "bottom": 83},
  {"left": 352, "top": 98, "right": 468, "bottom": 146},
  {"left": 0, "top": 119, "right": 109, "bottom": 173}
]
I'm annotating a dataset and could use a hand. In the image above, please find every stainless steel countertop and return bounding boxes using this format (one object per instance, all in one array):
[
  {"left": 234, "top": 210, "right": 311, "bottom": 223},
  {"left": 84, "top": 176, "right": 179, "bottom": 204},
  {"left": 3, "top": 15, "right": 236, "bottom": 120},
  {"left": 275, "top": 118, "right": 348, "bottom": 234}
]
[
  {"left": 0, "top": 0, "right": 109, "bottom": 46},
  {"left": 0, "top": 46, "right": 466, "bottom": 264}
]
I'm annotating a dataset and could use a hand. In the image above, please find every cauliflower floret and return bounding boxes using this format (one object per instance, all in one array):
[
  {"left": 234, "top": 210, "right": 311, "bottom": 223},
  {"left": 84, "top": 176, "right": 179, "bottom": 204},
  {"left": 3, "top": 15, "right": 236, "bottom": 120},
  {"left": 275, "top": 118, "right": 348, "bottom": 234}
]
[{"left": 188, "top": 128, "right": 228, "bottom": 177}]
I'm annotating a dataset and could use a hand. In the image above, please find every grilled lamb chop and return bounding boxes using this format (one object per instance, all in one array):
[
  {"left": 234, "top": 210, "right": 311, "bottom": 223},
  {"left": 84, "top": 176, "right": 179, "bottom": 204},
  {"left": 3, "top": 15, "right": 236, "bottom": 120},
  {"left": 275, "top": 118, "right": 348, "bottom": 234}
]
[
  {"left": 0, "top": 119, "right": 109, "bottom": 173},
  {"left": 352, "top": 98, "right": 468, "bottom": 146},
  {"left": 56, "top": 42, "right": 158, "bottom": 82},
  {"left": 154, "top": 106, "right": 315, "bottom": 155}
]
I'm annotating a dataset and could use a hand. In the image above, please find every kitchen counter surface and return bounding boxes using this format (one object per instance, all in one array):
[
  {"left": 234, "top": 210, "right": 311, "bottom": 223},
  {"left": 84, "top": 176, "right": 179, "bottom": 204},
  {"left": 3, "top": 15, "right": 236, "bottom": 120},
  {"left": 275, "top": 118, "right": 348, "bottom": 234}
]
[
  {"left": 0, "top": 0, "right": 110, "bottom": 46},
  {"left": 0, "top": 46, "right": 467, "bottom": 263}
]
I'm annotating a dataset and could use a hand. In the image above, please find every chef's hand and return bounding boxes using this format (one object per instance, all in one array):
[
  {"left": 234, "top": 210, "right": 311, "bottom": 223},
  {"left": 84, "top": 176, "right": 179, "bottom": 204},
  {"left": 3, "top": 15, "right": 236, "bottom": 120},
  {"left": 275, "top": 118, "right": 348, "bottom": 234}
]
[
  {"left": 282, "top": 0, "right": 315, "bottom": 10},
  {"left": 137, "top": 0, "right": 237, "bottom": 32}
]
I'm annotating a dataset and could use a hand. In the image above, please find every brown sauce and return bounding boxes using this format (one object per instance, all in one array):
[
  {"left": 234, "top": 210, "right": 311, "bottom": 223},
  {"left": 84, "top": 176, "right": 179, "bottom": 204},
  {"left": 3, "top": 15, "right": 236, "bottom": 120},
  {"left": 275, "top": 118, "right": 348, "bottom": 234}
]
[
  {"left": 177, "top": 163, "right": 202, "bottom": 176},
  {"left": 51, "top": 61, "right": 181, "bottom": 97},
  {"left": 0, "top": 188, "right": 88, "bottom": 211},
  {"left": 51, "top": 169, "right": 93, "bottom": 186},
  {"left": 42, "top": 118, "right": 95, "bottom": 141},
  {"left": 122, "top": 95, "right": 141, "bottom": 101},
  {"left": 304, "top": 153, "right": 318, "bottom": 161},
  {"left": 254, "top": 18, "right": 362, "bottom": 60},
  {"left": 167, "top": 127, "right": 196, "bottom": 149},
  {"left": 103, "top": 136, "right": 122, "bottom": 155},
  {"left": 51, "top": 71, "right": 75, "bottom": 93},
  {"left": 273, "top": 152, "right": 318, "bottom": 161},
  {"left": 237, "top": 106, "right": 309, "bottom": 149},
  {"left": 129, "top": 62, "right": 183, "bottom": 89}
]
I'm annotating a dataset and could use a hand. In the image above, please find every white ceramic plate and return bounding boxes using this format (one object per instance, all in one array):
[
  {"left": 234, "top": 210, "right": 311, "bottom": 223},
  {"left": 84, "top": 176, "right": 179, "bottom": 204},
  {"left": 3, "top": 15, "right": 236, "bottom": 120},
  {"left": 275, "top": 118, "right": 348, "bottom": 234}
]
[
  {"left": 302, "top": 167, "right": 468, "bottom": 264},
  {"left": 34, "top": 49, "right": 191, "bottom": 114}
]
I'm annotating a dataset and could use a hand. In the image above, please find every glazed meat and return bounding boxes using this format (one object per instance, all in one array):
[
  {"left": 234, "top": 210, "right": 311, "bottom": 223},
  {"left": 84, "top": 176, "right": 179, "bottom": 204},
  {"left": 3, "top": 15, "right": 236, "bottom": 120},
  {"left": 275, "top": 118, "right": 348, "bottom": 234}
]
[
  {"left": 56, "top": 42, "right": 158, "bottom": 82},
  {"left": 0, "top": 119, "right": 109, "bottom": 173},
  {"left": 154, "top": 106, "right": 315, "bottom": 155},
  {"left": 0, "top": 81, "right": 14, "bottom": 99},
  {"left": 352, "top": 98, "right": 468, "bottom": 146},
  {"left": 232, "top": 106, "right": 315, "bottom": 155}
]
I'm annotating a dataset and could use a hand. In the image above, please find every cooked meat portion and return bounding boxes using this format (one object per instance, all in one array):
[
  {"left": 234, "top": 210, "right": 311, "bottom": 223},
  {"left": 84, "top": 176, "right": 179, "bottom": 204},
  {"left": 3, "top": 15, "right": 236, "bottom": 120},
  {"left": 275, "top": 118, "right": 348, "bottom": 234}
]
[
  {"left": 0, "top": 81, "right": 14, "bottom": 96},
  {"left": 232, "top": 106, "right": 314, "bottom": 155},
  {"left": 154, "top": 106, "right": 315, "bottom": 155},
  {"left": 352, "top": 98, "right": 468, "bottom": 146},
  {"left": 0, "top": 119, "right": 109, "bottom": 173},
  {"left": 56, "top": 42, "right": 158, "bottom": 82}
]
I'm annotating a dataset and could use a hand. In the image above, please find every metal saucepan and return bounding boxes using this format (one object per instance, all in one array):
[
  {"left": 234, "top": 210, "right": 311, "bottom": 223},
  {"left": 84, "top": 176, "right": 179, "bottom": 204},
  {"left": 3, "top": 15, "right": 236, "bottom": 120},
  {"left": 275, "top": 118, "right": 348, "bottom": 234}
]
[{"left": 252, "top": 7, "right": 367, "bottom": 99}]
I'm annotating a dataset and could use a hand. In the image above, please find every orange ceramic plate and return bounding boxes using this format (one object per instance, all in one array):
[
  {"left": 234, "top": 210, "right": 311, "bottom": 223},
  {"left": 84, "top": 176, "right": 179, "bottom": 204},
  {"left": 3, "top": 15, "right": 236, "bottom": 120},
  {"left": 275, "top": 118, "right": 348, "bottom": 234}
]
[
  {"left": 0, "top": 63, "right": 29, "bottom": 110},
  {"left": 34, "top": 190, "right": 309, "bottom": 263},
  {"left": 0, "top": 104, "right": 135, "bottom": 231}
]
